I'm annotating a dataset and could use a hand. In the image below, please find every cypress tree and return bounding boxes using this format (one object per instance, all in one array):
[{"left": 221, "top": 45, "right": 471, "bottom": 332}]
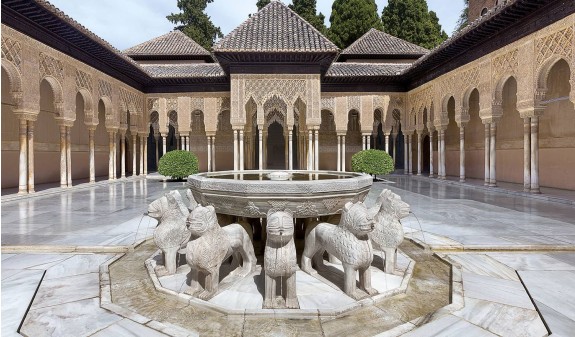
[
  {"left": 381, "top": 0, "right": 448, "bottom": 50},
  {"left": 455, "top": 0, "right": 469, "bottom": 32},
  {"left": 329, "top": 0, "right": 383, "bottom": 49},
  {"left": 289, "top": 0, "right": 327, "bottom": 34},
  {"left": 167, "top": 0, "right": 223, "bottom": 50},
  {"left": 256, "top": 0, "right": 271, "bottom": 10}
]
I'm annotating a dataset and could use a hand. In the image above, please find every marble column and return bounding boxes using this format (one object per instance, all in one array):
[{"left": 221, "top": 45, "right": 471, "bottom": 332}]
[
  {"left": 211, "top": 136, "right": 216, "bottom": 172},
  {"left": 459, "top": 126, "right": 465, "bottom": 182},
  {"left": 239, "top": 130, "right": 245, "bottom": 171},
  {"left": 113, "top": 132, "right": 118, "bottom": 180},
  {"left": 207, "top": 136, "right": 212, "bottom": 172},
  {"left": 66, "top": 126, "right": 72, "bottom": 187},
  {"left": 162, "top": 135, "right": 167, "bottom": 156},
  {"left": 440, "top": 129, "right": 446, "bottom": 179},
  {"left": 314, "top": 129, "right": 319, "bottom": 171},
  {"left": 385, "top": 134, "right": 390, "bottom": 154},
  {"left": 132, "top": 134, "right": 138, "bottom": 176},
  {"left": 258, "top": 128, "right": 263, "bottom": 170},
  {"left": 120, "top": 132, "right": 126, "bottom": 178},
  {"left": 489, "top": 122, "right": 497, "bottom": 187},
  {"left": 233, "top": 129, "right": 238, "bottom": 171},
  {"left": 417, "top": 132, "right": 422, "bottom": 176},
  {"left": 60, "top": 125, "right": 67, "bottom": 187},
  {"left": 27, "top": 121, "right": 35, "bottom": 193},
  {"left": 176, "top": 135, "right": 180, "bottom": 150},
  {"left": 408, "top": 135, "right": 413, "bottom": 175},
  {"left": 186, "top": 135, "right": 190, "bottom": 151},
  {"left": 342, "top": 135, "right": 346, "bottom": 171},
  {"left": 153, "top": 135, "right": 159, "bottom": 171},
  {"left": 18, "top": 119, "right": 28, "bottom": 194},
  {"left": 429, "top": 130, "right": 434, "bottom": 178},
  {"left": 139, "top": 136, "right": 144, "bottom": 177},
  {"left": 484, "top": 123, "right": 490, "bottom": 186},
  {"left": 362, "top": 135, "right": 366, "bottom": 151},
  {"left": 308, "top": 130, "right": 313, "bottom": 170},
  {"left": 404, "top": 135, "right": 409, "bottom": 175},
  {"left": 392, "top": 133, "right": 397, "bottom": 165},
  {"left": 288, "top": 128, "right": 293, "bottom": 170},
  {"left": 530, "top": 116, "right": 540, "bottom": 193},
  {"left": 89, "top": 128, "right": 95, "bottom": 183},
  {"left": 108, "top": 132, "right": 114, "bottom": 180},
  {"left": 144, "top": 136, "right": 148, "bottom": 175},
  {"left": 337, "top": 135, "right": 341, "bottom": 172},
  {"left": 523, "top": 117, "right": 531, "bottom": 192}
]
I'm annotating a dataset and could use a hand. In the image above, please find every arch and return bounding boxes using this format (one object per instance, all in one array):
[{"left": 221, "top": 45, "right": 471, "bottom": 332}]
[
  {"left": 0, "top": 60, "right": 22, "bottom": 95},
  {"left": 493, "top": 74, "right": 516, "bottom": 104},
  {"left": 41, "top": 76, "right": 64, "bottom": 111},
  {"left": 441, "top": 94, "right": 457, "bottom": 115},
  {"left": 98, "top": 96, "right": 113, "bottom": 126},
  {"left": 536, "top": 56, "right": 571, "bottom": 94},
  {"left": 77, "top": 88, "right": 94, "bottom": 121},
  {"left": 461, "top": 86, "right": 479, "bottom": 111}
]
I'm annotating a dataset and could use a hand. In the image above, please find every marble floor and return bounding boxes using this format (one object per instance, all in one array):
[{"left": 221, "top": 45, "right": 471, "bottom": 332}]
[{"left": 2, "top": 175, "right": 575, "bottom": 336}]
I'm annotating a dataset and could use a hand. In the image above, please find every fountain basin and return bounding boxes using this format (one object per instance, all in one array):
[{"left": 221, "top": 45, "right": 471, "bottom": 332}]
[{"left": 187, "top": 170, "right": 373, "bottom": 218}]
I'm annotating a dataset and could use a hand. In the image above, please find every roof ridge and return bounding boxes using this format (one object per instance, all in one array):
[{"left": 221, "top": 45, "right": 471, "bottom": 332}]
[{"left": 123, "top": 31, "right": 177, "bottom": 54}]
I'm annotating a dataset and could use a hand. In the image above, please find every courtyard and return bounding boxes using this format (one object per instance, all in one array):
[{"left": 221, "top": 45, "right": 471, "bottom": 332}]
[{"left": 2, "top": 175, "right": 575, "bottom": 336}]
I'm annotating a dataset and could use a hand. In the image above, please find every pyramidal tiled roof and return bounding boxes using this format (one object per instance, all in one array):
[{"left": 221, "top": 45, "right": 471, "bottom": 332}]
[
  {"left": 123, "top": 31, "right": 211, "bottom": 57},
  {"left": 341, "top": 29, "right": 429, "bottom": 57},
  {"left": 213, "top": 0, "right": 339, "bottom": 53}
]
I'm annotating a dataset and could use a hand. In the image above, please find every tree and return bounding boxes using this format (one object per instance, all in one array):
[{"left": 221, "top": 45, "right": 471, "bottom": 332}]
[
  {"left": 167, "top": 0, "right": 223, "bottom": 50},
  {"left": 329, "top": 0, "right": 383, "bottom": 48},
  {"left": 455, "top": 0, "right": 469, "bottom": 33},
  {"left": 289, "top": 0, "right": 327, "bottom": 34},
  {"left": 351, "top": 149, "right": 394, "bottom": 178},
  {"left": 158, "top": 150, "right": 199, "bottom": 180},
  {"left": 381, "top": 0, "right": 448, "bottom": 50},
  {"left": 256, "top": 0, "right": 271, "bottom": 10}
]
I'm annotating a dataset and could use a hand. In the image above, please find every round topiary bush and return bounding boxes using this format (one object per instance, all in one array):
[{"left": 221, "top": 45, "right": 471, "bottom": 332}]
[
  {"left": 351, "top": 149, "right": 394, "bottom": 177},
  {"left": 158, "top": 150, "right": 199, "bottom": 180}
]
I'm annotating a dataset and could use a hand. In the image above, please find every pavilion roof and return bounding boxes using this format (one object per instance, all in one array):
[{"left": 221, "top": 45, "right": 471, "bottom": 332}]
[
  {"left": 340, "top": 29, "right": 429, "bottom": 60},
  {"left": 326, "top": 62, "right": 410, "bottom": 77},
  {"left": 213, "top": 1, "right": 338, "bottom": 53},
  {"left": 141, "top": 64, "right": 225, "bottom": 78},
  {"left": 124, "top": 31, "right": 212, "bottom": 61}
]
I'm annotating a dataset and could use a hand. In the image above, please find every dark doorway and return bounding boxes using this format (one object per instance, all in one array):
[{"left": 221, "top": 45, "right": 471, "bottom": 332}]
[
  {"left": 422, "top": 135, "right": 430, "bottom": 173},
  {"left": 266, "top": 122, "right": 285, "bottom": 170},
  {"left": 395, "top": 126, "right": 404, "bottom": 170}
]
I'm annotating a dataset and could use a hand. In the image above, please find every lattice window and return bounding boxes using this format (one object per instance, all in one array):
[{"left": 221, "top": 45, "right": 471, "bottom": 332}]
[
  {"left": 39, "top": 53, "right": 64, "bottom": 82},
  {"left": 98, "top": 79, "right": 112, "bottom": 99},
  {"left": 167, "top": 98, "right": 178, "bottom": 112},
  {"left": 536, "top": 27, "right": 574, "bottom": 66},
  {"left": 347, "top": 96, "right": 361, "bottom": 111},
  {"left": 1, "top": 37, "right": 21, "bottom": 70},
  {"left": 191, "top": 97, "right": 204, "bottom": 112},
  {"left": 75, "top": 70, "right": 93, "bottom": 91},
  {"left": 321, "top": 97, "right": 335, "bottom": 112}
]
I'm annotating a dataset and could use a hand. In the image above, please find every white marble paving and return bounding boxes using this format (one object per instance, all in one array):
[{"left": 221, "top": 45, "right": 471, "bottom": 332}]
[
  {"left": 447, "top": 254, "right": 519, "bottom": 281},
  {"left": 519, "top": 270, "right": 575, "bottom": 322},
  {"left": 31, "top": 272, "right": 100, "bottom": 309},
  {"left": 462, "top": 272, "right": 534, "bottom": 310},
  {"left": 91, "top": 318, "right": 168, "bottom": 337},
  {"left": 1, "top": 269, "right": 44, "bottom": 337},
  {"left": 535, "top": 300, "right": 575, "bottom": 337},
  {"left": 486, "top": 253, "right": 575, "bottom": 271},
  {"left": 402, "top": 314, "right": 497, "bottom": 337},
  {"left": 43, "top": 254, "right": 116, "bottom": 280},
  {"left": 1, "top": 254, "right": 71, "bottom": 271}
]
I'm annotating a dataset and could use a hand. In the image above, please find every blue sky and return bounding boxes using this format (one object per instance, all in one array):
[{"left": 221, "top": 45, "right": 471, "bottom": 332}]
[{"left": 47, "top": 0, "right": 464, "bottom": 51}]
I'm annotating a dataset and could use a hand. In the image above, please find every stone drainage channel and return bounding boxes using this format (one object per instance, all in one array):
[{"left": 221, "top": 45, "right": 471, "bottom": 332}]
[{"left": 100, "top": 239, "right": 463, "bottom": 337}]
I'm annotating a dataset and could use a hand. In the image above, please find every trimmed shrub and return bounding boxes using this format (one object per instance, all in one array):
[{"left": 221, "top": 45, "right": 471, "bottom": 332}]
[
  {"left": 351, "top": 149, "right": 394, "bottom": 176},
  {"left": 158, "top": 150, "right": 199, "bottom": 180}
]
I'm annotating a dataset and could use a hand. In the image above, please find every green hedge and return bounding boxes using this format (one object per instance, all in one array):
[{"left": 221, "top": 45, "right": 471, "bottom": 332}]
[
  {"left": 351, "top": 149, "right": 394, "bottom": 176},
  {"left": 158, "top": 150, "right": 199, "bottom": 180}
]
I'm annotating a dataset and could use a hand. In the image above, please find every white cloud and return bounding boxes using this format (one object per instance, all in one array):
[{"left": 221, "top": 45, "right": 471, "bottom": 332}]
[{"left": 47, "top": 0, "right": 464, "bottom": 50}]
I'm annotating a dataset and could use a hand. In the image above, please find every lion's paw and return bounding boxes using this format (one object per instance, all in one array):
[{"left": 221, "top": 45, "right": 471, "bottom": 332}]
[
  {"left": 154, "top": 265, "right": 169, "bottom": 277},
  {"left": 184, "top": 286, "right": 201, "bottom": 296},
  {"left": 285, "top": 298, "right": 299, "bottom": 309},
  {"left": 364, "top": 287, "right": 378, "bottom": 296},
  {"left": 198, "top": 290, "right": 214, "bottom": 301}
]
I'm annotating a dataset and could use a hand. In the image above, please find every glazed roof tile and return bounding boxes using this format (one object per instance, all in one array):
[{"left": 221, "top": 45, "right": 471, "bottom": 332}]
[
  {"left": 213, "top": 1, "right": 339, "bottom": 53},
  {"left": 123, "top": 31, "right": 211, "bottom": 57},
  {"left": 141, "top": 64, "right": 226, "bottom": 78},
  {"left": 326, "top": 63, "right": 410, "bottom": 77},
  {"left": 341, "top": 29, "right": 429, "bottom": 57}
]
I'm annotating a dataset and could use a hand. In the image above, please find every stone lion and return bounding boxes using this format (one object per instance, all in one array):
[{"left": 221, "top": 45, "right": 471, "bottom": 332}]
[
  {"left": 301, "top": 201, "right": 377, "bottom": 299},
  {"left": 369, "top": 189, "right": 410, "bottom": 275},
  {"left": 184, "top": 205, "right": 256, "bottom": 300},
  {"left": 263, "top": 209, "right": 299, "bottom": 309},
  {"left": 147, "top": 190, "right": 191, "bottom": 276}
]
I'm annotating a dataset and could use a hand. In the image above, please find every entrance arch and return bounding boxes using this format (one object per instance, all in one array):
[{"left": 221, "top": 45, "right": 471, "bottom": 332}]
[{"left": 266, "top": 121, "right": 286, "bottom": 169}]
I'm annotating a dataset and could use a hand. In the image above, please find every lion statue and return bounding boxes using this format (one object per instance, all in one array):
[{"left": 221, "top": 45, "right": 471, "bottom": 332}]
[
  {"left": 369, "top": 189, "right": 410, "bottom": 275},
  {"left": 147, "top": 190, "right": 192, "bottom": 276},
  {"left": 184, "top": 205, "right": 256, "bottom": 300},
  {"left": 263, "top": 210, "right": 299, "bottom": 309},
  {"left": 301, "top": 201, "right": 377, "bottom": 299}
]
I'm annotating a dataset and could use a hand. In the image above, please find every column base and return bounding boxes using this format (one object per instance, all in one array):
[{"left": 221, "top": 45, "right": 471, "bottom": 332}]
[
  {"left": 90, "top": 180, "right": 96, "bottom": 184},
  {"left": 18, "top": 189, "right": 28, "bottom": 195},
  {"left": 459, "top": 178, "right": 465, "bottom": 183},
  {"left": 489, "top": 182, "right": 497, "bottom": 187},
  {"left": 429, "top": 174, "right": 434, "bottom": 178},
  {"left": 530, "top": 188, "right": 541, "bottom": 194},
  {"left": 28, "top": 189, "right": 35, "bottom": 193},
  {"left": 417, "top": 173, "right": 422, "bottom": 176},
  {"left": 523, "top": 187, "right": 531, "bottom": 192}
]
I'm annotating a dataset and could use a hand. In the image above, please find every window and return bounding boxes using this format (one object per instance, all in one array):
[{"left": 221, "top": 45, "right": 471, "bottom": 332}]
[{"left": 481, "top": 8, "right": 488, "bottom": 16}]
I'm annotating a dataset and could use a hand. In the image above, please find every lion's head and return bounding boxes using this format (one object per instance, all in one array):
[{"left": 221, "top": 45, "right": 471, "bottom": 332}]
[
  {"left": 147, "top": 190, "right": 188, "bottom": 221},
  {"left": 374, "top": 189, "right": 410, "bottom": 221},
  {"left": 339, "top": 201, "right": 375, "bottom": 236},
  {"left": 186, "top": 205, "right": 218, "bottom": 236},
  {"left": 266, "top": 209, "right": 294, "bottom": 242}
]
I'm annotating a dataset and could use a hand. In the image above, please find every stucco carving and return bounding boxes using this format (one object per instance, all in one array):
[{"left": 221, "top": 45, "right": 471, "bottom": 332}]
[
  {"left": 321, "top": 96, "right": 335, "bottom": 112},
  {"left": 98, "top": 79, "right": 112, "bottom": 100},
  {"left": 301, "top": 201, "right": 377, "bottom": 299},
  {"left": 75, "top": 69, "right": 92, "bottom": 92},
  {"left": 1, "top": 36, "right": 21, "bottom": 70},
  {"left": 39, "top": 52, "right": 64, "bottom": 82},
  {"left": 263, "top": 210, "right": 299, "bottom": 309},
  {"left": 536, "top": 26, "right": 573, "bottom": 67},
  {"left": 184, "top": 205, "right": 257, "bottom": 300}
]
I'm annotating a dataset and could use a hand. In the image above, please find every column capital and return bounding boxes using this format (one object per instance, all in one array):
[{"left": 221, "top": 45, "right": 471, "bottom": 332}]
[
  {"left": 481, "top": 117, "right": 500, "bottom": 125},
  {"left": 13, "top": 109, "right": 39, "bottom": 122}
]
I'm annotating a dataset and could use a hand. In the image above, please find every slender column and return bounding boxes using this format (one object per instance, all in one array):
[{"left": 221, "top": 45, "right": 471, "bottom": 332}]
[
  {"left": 342, "top": 135, "right": 346, "bottom": 171},
  {"left": 176, "top": 135, "right": 180, "bottom": 150},
  {"left": 523, "top": 118, "right": 531, "bottom": 191},
  {"left": 440, "top": 129, "right": 446, "bottom": 179},
  {"left": 308, "top": 130, "right": 313, "bottom": 170},
  {"left": 263, "top": 131, "right": 268, "bottom": 169},
  {"left": 288, "top": 128, "right": 293, "bottom": 170},
  {"left": 133, "top": 134, "right": 138, "bottom": 176},
  {"left": 392, "top": 134, "right": 397, "bottom": 165},
  {"left": 162, "top": 135, "right": 167, "bottom": 156},
  {"left": 404, "top": 135, "right": 409, "bottom": 174},
  {"left": 459, "top": 126, "right": 465, "bottom": 182},
  {"left": 233, "top": 129, "right": 238, "bottom": 171},
  {"left": 208, "top": 136, "right": 212, "bottom": 172},
  {"left": 337, "top": 135, "right": 341, "bottom": 172},
  {"left": 120, "top": 132, "right": 126, "bottom": 178},
  {"left": 18, "top": 119, "right": 28, "bottom": 194},
  {"left": 429, "top": 131, "right": 434, "bottom": 178},
  {"left": 27, "top": 121, "right": 35, "bottom": 193},
  {"left": 408, "top": 135, "right": 413, "bottom": 175},
  {"left": 362, "top": 135, "right": 366, "bottom": 151},
  {"left": 385, "top": 134, "right": 390, "bottom": 153},
  {"left": 484, "top": 123, "right": 490, "bottom": 186},
  {"left": 211, "top": 136, "right": 216, "bottom": 172},
  {"left": 66, "top": 126, "right": 72, "bottom": 187},
  {"left": 108, "top": 132, "right": 114, "bottom": 180},
  {"left": 139, "top": 136, "right": 144, "bottom": 177},
  {"left": 258, "top": 128, "right": 263, "bottom": 170},
  {"left": 239, "top": 130, "right": 245, "bottom": 171},
  {"left": 60, "top": 125, "right": 67, "bottom": 187},
  {"left": 489, "top": 122, "right": 497, "bottom": 186},
  {"left": 154, "top": 135, "right": 159, "bottom": 171},
  {"left": 417, "top": 132, "right": 422, "bottom": 175},
  {"left": 314, "top": 129, "right": 319, "bottom": 171},
  {"left": 185, "top": 136, "right": 190, "bottom": 151},
  {"left": 144, "top": 136, "right": 148, "bottom": 176},
  {"left": 89, "top": 128, "right": 95, "bottom": 183},
  {"left": 530, "top": 116, "right": 540, "bottom": 193},
  {"left": 113, "top": 132, "right": 118, "bottom": 180}
]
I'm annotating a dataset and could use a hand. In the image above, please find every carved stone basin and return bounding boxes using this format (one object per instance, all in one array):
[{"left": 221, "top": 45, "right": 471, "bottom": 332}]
[{"left": 187, "top": 170, "right": 373, "bottom": 218}]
